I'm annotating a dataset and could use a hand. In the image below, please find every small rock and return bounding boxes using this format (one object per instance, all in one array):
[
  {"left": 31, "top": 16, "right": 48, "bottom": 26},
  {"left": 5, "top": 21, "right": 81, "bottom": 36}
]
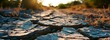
[
  {"left": 37, "top": 27, "right": 89, "bottom": 40},
  {"left": 0, "top": 30, "right": 8, "bottom": 38},
  {"left": 38, "top": 17, "right": 87, "bottom": 27},
  {"left": 0, "top": 10, "right": 13, "bottom": 17},
  {"left": 19, "top": 13, "right": 32, "bottom": 18},
  {"left": 78, "top": 27, "right": 110, "bottom": 39},
  {"left": 18, "top": 20, "right": 36, "bottom": 30}
]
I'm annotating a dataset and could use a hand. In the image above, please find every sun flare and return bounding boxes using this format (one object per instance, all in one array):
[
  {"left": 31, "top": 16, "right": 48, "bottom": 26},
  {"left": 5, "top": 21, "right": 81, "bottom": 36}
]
[{"left": 41, "top": 0, "right": 74, "bottom": 6}]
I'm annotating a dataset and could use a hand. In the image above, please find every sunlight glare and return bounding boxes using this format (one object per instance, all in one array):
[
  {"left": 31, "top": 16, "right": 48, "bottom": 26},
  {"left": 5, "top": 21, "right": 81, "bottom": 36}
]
[{"left": 41, "top": 0, "right": 74, "bottom": 6}]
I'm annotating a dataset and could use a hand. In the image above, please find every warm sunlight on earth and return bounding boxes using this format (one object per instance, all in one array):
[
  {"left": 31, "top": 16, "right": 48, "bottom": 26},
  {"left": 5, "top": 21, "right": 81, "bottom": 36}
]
[{"left": 41, "top": 0, "right": 75, "bottom": 6}]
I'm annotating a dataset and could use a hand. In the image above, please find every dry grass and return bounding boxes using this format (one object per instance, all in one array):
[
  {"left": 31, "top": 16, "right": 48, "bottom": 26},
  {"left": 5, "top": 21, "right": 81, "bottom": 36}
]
[
  {"left": 41, "top": 6, "right": 52, "bottom": 11},
  {"left": 66, "top": 4, "right": 87, "bottom": 11},
  {"left": 64, "top": 5, "right": 110, "bottom": 27}
]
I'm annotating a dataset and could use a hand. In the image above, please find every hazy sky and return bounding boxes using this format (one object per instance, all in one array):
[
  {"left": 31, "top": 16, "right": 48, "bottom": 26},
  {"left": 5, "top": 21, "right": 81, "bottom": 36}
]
[{"left": 41, "top": 0, "right": 74, "bottom": 6}]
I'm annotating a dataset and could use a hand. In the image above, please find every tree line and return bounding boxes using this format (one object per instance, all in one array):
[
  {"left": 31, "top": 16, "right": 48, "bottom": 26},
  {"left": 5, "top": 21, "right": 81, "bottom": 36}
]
[
  {"left": 0, "top": 0, "right": 42, "bottom": 10},
  {"left": 83, "top": 0, "right": 110, "bottom": 8},
  {"left": 0, "top": 0, "right": 21, "bottom": 8},
  {"left": 57, "top": 0, "right": 110, "bottom": 9},
  {"left": 0, "top": 0, "right": 110, "bottom": 9}
]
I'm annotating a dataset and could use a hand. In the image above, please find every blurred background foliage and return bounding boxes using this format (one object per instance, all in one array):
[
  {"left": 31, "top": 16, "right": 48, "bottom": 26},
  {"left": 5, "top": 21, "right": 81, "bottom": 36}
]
[
  {"left": 22, "top": 0, "right": 43, "bottom": 10},
  {"left": 57, "top": 1, "right": 81, "bottom": 9},
  {"left": 57, "top": 0, "right": 110, "bottom": 9},
  {"left": 82, "top": 0, "right": 110, "bottom": 8},
  {"left": 0, "top": 0, "right": 110, "bottom": 9},
  {"left": 0, "top": 0, "right": 43, "bottom": 10}
]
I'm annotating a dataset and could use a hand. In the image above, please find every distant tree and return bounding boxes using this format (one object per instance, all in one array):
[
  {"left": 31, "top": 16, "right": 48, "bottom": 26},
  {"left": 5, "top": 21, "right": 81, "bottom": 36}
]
[
  {"left": 0, "top": 0, "right": 3, "bottom": 3},
  {"left": 66, "top": 1, "right": 81, "bottom": 6},
  {"left": 0, "top": 0, "right": 17, "bottom": 8},
  {"left": 22, "top": 0, "right": 42, "bottom": 10},
  {"left": 0, "top": 0, "right": 3, "bottom": 8},
  {"left": 57, "top": 3, "right": 67, "bottom": 9},
  {"left": 73, "top": 1, "right": 81, "bottom": 5},
  {"left": 1, "top": 0, "right": 10, "bottom": 8},
  {"left": 57, "top": 1, "right": 81, "bottom": 9},
  {"left": 82, "top": 0, "right": 110, "bottom": 8},
  {"left": 94, "top": 0, "right": 110, "bottom": 8}
]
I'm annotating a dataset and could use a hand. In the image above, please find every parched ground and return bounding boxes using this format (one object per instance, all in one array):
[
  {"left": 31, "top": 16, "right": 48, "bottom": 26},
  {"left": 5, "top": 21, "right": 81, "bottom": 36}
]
[
  {"left": 60, "top": 8, "right": 110, "bottom": 28},
  {"left": 0, "top": 8, "right": 110, "bottom": 40}
]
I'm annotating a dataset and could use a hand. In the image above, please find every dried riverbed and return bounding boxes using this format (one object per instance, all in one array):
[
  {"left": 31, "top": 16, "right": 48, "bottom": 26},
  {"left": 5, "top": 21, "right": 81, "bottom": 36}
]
[{"left": 0, "top": 9, "right": 110, "bottom": 40}]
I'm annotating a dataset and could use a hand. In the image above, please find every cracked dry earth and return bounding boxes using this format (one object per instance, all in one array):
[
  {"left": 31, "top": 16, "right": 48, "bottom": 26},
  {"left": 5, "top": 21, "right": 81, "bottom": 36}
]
[{"left": 0, "top": 9, "right": 110, "bottom": 40}]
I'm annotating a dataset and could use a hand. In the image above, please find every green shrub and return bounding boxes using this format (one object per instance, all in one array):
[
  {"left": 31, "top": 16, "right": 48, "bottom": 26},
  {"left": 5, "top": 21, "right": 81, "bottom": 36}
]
[
  {"left": 57, "top": 4, "right": 68, "bottom": 9},
  {"left": 67, "top": 1, "right": 81, "bottom": 6},
  {"left": 57, "top": 1, "right": 81, "bottom": 9},
  {"left": 82, "top": 0, "right": 110, "bottom": 8}
]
